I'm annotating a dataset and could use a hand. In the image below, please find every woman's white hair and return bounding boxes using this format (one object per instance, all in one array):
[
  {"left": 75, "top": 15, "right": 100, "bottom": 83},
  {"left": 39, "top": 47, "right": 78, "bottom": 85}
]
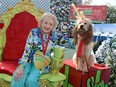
[{"left": 39, "top": 12, "right": 58, "bottom": 30}]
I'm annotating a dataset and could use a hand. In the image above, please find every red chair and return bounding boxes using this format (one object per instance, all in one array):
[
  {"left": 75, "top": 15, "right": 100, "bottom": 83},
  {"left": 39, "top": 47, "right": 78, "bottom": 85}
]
[
  {"left": 0, "top": 1, "right": 43, "bottom": 86},
  {"left": 0, "top": 1, "right": 66, "bottom": 87}
]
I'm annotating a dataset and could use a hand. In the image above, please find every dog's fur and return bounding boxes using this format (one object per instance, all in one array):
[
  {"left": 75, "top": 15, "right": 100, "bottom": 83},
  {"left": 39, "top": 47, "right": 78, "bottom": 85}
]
[{"left": 72, "top": 18, "right": 95, "bottom": 72}]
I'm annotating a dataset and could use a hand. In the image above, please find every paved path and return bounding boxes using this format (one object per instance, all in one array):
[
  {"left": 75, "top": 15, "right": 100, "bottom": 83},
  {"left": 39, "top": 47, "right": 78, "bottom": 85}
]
[{"left": 63, "top": 48, "right": 76, "bottom": 60}]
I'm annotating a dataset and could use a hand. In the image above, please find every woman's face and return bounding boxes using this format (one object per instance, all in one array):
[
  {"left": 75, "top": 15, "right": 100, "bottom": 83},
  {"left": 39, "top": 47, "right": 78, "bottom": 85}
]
[{"left": 41, "top": 16, "right": 54, "bottom": 34}]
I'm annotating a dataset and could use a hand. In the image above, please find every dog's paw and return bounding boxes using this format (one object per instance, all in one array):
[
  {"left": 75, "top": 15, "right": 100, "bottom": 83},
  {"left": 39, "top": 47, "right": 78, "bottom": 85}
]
[
  {"left": 75, "top": 66, "right": 79, "bottom": 70},
  {"left": 82, "top": 68, "right": 88, "bottom": 72},
  {"left": 76, "top": 67, "right": 82, "bottom": 71},
  {"left": 76, "top": 67, "right": 78, "bottom": 70}
]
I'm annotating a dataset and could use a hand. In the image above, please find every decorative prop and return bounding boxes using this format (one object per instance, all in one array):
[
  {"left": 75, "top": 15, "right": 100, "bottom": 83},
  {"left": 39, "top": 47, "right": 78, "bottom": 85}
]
[
  {"left": 71, "top": 3, "right": 85, "bottom": 19},
  {"left": 95, "top": 38, "right": 110, "bottom": 64},
  {"left": 39, "top": 47, "right": 66, "bottom": 87},
  {"left": 50, "top": 1, "right": 73, "bottom": 36},
  {"left": 60, "top": 59, "right": 111, "bottom": 87},
  {"left": 34, "top": 51, "right": 51, "bottom": 70},
  {"left": 105, "top": 34, "right": 116, "bottom": 86},
  {"left": 0, "top": 1, "right": 65, "bottom": 87},
  {"left": 0, "top": 1, "right": 43, "bottom": 86}
]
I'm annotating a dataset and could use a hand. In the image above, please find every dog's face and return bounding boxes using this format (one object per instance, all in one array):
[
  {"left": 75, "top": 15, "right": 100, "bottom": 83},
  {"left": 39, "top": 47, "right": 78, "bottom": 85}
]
[
  {"left": 72, "top": 18, "right": 93, "bottom": 45},
  {"left": 76, "top": 18, "right": 91, "bottom": 36}
]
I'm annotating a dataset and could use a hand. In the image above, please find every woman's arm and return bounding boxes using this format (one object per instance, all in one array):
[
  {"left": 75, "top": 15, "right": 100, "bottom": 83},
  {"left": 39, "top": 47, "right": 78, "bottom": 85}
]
[{"left": 18, "top": 29, "right": 34, "bottom": 68}]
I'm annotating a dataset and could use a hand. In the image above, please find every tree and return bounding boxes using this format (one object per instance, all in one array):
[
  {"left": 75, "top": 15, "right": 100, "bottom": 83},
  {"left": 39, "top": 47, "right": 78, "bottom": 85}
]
[
  {"left": 95, "top": 38, "right": 110, "bottom": 64},
  {"left": 50, "top": 0, "right": 74, "bottom": 34},
  {"left": 106, "top": 6, "right": 116, "bottom": 23},
  {"left": 105, "top": 34, "right": 116, "bottom": 86}
]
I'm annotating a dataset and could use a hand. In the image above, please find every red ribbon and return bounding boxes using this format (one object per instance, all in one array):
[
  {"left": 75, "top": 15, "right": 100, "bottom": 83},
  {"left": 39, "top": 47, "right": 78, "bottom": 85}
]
[
  {"left": 76, "top": 39, "right": 84, "bottom": 58},
  {"left": 40, "top": 30, "right": 50, "bottom": 55}
]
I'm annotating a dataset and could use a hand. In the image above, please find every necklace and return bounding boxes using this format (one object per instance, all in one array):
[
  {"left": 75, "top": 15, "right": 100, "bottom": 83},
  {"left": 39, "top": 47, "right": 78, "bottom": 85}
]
[{"left": 40, "top": 30, "right": 50, "bottom": 55}]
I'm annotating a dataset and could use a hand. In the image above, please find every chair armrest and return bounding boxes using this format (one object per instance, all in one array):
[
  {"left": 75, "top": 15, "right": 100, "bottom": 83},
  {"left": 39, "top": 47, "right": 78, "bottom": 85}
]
[
  {"left": 0, "top": 30, "right": 5, "bottom": 61},
  {"left": 50, "top": 47, "right": 64, "bottom": 74}
]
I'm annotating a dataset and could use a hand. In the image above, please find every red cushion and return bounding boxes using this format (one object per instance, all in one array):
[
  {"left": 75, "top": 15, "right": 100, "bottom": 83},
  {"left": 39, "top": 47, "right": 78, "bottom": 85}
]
[
  {"left": 0, "top": 61, "right": 18, "bottom": 76},
  {"left": 2, "top": 11, "right": 38, "bottom": 61},
  {"left": 0, "top": 23, "right": 4, "bottom": 29}
]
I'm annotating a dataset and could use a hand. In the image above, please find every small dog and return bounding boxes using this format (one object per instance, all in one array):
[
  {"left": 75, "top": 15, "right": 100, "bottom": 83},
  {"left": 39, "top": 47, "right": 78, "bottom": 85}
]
[{"left": 72, "top": 18, "right": 95, "bottom": 72}]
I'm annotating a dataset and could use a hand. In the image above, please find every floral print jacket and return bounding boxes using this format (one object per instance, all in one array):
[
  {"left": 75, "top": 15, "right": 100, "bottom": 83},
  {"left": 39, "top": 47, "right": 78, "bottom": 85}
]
[{"left": 18, "top": 28, "right": 56, "bottom": 73}]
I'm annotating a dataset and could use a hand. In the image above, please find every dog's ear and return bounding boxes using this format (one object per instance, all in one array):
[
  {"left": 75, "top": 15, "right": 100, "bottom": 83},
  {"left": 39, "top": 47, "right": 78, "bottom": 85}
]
[
  {"left": 84, "top": 24, "right": 93, "bottom": 45},
  {"left": 72, "top": 26, "right": 78, "bottom": 45},
  {"left": 72, "top": 26, "right": 77, "bottom": 37}
]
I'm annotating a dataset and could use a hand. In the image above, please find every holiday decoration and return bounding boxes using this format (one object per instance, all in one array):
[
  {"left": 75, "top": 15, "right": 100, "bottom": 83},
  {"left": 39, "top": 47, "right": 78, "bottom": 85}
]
[
  {"left": 50, "top": 0, "right": 74, "bottom": 35},
  {"left": 105, "top": 34, "right": 116, "bottom": 86},
  {"left": 0, "top": 1, "right": 66, "bottom": 87},
  {"left": 39, "top": 47, "right": 66, "bottom": 87},
  {"left": 95, "top": 38, "right": 111, "bottom": 64},
  {"left": 34, "top": 51, "right": 51, "bottom": 70},
  {"left": 60, "top": 59, "right": 111, "bottom": 87}
]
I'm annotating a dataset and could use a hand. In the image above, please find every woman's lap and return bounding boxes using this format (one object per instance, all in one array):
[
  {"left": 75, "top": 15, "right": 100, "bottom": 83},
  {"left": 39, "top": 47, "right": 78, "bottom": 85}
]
[{"left": 11, "top": 62, "right": 41, "bottom": 87}]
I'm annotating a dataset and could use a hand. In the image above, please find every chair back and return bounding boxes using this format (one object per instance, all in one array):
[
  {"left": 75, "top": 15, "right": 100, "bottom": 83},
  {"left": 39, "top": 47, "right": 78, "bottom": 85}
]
[{"left": 0, "top": 1, "right": 43, "bottom": 61}]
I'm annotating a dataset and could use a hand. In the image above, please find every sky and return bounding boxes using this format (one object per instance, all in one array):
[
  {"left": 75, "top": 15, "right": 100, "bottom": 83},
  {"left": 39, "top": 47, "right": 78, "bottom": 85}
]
[{"left": 91, "top": 0, "right": 116, "bottom": 6}]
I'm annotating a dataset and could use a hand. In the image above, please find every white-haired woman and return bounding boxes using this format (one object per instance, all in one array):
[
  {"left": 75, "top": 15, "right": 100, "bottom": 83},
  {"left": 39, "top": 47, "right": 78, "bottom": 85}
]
[{"left": 11, "top": 13, "right": 58, "bottom": 87}]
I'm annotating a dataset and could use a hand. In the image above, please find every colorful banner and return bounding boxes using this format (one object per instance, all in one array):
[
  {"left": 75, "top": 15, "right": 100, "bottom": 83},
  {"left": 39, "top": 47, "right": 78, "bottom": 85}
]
[{"left": 69, "top": 5, "right": 107, "bottom": 22}]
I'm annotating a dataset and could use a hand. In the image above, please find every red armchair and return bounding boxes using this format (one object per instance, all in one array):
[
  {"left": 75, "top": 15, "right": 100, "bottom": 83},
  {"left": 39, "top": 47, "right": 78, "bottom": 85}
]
[
  {"left": 0, "top": 1, "right": 66, "bottom": 87},
  {"left": 0, "top": 1, "right": 43, "bottom": 86}
]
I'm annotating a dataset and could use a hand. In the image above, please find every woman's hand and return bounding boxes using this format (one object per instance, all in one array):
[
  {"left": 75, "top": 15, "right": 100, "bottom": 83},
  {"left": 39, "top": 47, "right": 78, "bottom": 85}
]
[{"left": 14, "top": 67, "right": 24, "bottom": 81}]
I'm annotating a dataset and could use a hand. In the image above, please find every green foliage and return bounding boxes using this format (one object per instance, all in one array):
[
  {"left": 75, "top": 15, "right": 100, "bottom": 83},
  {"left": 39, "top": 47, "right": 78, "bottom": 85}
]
[
  {"left": 105, "top": 34, "right": 116, "bottom": 86},
  {"left": 106, "top": 6, "right": 116, "bottom": 23}
]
